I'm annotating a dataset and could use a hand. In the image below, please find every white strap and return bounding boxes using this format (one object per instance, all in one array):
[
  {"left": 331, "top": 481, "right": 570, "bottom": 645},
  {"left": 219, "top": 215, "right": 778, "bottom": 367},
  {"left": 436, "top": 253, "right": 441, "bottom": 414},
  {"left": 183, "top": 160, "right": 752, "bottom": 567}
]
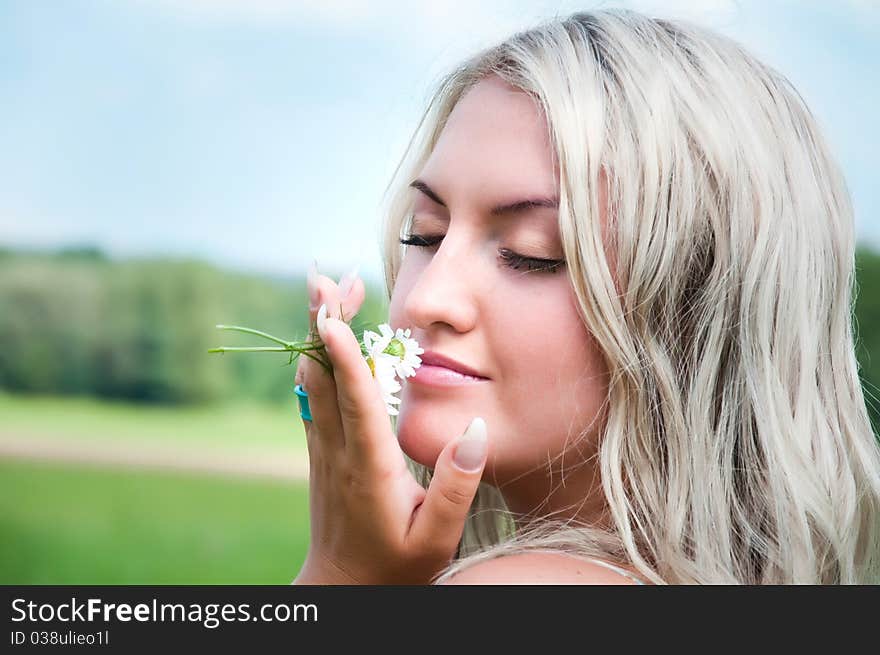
[{"left": 583, "top": 558, "right": 646, "bottom": 584}]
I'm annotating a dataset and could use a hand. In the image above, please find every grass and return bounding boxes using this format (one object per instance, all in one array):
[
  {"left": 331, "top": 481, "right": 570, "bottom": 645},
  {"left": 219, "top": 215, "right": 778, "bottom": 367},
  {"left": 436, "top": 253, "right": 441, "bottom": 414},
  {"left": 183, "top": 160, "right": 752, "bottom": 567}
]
[
  {"left": 0, "top": 459, "right": 311, "bottom": 584},
  {"left": 0, "top": 391, "right": 307, "bottom": 453},
  {"left": 0, "top": 393, "right": 312, "bottom": 583}
]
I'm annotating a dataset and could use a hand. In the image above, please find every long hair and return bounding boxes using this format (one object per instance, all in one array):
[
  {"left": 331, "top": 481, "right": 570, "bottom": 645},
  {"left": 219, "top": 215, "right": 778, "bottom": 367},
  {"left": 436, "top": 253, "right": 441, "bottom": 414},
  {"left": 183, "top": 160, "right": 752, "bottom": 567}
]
[{"left": 378, "top": 8, "right": 880, "bottom": 584}]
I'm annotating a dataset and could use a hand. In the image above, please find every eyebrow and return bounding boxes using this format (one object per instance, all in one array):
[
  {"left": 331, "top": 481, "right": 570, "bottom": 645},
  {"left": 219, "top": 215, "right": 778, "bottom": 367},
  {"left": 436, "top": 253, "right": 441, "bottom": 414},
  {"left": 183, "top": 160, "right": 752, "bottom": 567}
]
[{"left": 409, "top": 179, "right": 559, "bottom": 216}]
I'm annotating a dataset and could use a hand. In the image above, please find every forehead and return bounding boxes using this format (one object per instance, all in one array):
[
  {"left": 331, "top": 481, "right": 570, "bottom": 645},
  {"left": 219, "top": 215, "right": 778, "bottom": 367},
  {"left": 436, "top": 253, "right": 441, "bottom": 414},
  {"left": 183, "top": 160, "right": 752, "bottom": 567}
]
[{"left": 418, "top": 76, "right": 559, "bottom": 199}]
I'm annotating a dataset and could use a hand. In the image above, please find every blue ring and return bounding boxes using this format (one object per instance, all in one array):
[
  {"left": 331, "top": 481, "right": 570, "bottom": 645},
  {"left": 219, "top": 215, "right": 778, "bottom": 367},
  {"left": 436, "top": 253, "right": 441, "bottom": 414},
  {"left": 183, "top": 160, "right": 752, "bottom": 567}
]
[{"left": 294, "top": 383, "right": 312, "bottom": 421}]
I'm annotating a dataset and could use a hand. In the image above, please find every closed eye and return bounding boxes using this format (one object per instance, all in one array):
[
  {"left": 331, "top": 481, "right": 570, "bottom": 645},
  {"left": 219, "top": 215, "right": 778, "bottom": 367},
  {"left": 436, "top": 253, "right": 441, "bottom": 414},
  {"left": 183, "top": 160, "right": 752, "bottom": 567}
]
[{"left": 399, "top": 233, "right": 566, "bottom": 274}]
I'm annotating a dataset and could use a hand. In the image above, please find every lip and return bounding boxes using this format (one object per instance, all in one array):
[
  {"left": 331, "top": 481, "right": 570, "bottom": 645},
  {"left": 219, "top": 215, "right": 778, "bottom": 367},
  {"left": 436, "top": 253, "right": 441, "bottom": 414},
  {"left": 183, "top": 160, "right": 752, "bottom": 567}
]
[
  {"left": 408, "top": 350, "right": 490, "bottom": 387},
  {"left": 410, "top": 365, "right": 490, "bottom": 387},
  {"left": 417, "top": 350, "right": 489, "bottom": 379}
]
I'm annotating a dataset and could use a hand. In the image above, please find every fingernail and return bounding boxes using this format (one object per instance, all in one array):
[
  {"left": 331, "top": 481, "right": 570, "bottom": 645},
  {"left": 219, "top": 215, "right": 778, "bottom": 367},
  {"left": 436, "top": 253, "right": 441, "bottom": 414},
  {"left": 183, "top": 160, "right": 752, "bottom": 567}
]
[
  {"left": 316, "top": 303, "right": 328, "bottom": 341},
  {"left": 307, "top": 259, "right": 319, "bottom": 309},
  {"left": 453, "top": 417, "right": 487, "bottom": 472},
  {"left": 337, "top": 263, "right": 361, "bottom": 299}
]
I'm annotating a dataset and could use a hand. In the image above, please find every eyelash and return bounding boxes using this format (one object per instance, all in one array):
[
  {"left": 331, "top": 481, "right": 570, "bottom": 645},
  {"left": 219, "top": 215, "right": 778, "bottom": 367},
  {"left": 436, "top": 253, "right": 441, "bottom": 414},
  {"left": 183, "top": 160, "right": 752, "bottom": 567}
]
[{"left": 399, "top": 233, "right": 566, "bottom": 274}]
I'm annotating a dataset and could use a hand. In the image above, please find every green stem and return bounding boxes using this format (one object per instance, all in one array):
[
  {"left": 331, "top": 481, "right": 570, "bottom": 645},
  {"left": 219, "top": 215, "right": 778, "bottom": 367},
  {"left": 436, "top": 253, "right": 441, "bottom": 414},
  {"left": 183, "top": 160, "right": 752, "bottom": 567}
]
[
  {"left": 299, "top": 349, "right": 333, "bottom": 376},
  {"left": 208, "top": 346, "right": 291, "bottom": 353},
  {"left": 210, "top": 320, "right": 350, "bottom": 377},
  {"left": 214, "top": 324, "right": 293, "bottom": 348}
]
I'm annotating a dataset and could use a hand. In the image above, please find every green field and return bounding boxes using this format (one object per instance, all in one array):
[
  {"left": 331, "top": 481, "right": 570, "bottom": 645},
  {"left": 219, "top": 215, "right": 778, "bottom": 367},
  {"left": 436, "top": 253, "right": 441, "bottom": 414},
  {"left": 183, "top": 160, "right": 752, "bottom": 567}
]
[
  {"left": 0, "top": 459, "right": 311, "bottom": 584},
  {"left": 0, "top": 391, "right": 308, "bottom": 452},
  {"left": 0, "top": 392, "right": 313, "bottom": 583}
]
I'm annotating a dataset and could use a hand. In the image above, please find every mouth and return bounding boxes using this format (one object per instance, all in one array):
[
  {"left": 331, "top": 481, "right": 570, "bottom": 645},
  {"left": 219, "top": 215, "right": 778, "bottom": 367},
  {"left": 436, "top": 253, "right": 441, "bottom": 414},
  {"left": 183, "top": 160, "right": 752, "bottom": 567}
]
[
  {"left": 416, "top": 350, "right": 489, "bottom": 380},
  {"left": 409, "top": 364, "right": 490, "bottom": 387}
]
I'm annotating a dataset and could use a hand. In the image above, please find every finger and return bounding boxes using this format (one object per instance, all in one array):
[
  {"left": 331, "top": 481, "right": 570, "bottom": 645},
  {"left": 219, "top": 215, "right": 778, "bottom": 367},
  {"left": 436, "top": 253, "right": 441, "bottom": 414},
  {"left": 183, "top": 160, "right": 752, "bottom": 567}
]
[
  {"left": 301, "top": 344, "right": 346, "bottom": 456},
  {"left": 406, "top": 417, "right": 488, "bottom": 557},
  {"left": 311, "top": 264, "right": 365, "bottom": 327},
  {"left": 298, "top": 266, "right": 355, "bottom": 450},
  {"left": 295, "top": 264, "right": 365, "bottom": 389},
  {"left": 295, "top": 263, "right": 366, "bottom": 420},
  {"left": 315, "top": 303, "right": 403, "bottom": 475}
]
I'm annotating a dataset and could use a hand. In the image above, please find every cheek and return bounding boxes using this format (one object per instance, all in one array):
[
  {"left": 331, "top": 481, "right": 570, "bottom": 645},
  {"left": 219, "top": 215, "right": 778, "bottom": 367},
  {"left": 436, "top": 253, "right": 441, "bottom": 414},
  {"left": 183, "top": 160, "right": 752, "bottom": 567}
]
[
  {"left": 494, "top": 280, "right": 581, "bottom": 384},
  {"left": 551, "top": 330, "right": 610, "bottom": 440},
  {"left": 492, "top": 286, "right": 609, "bottom": 466},
  {"left": 495, "top": 341, "right": 607, "bottom": 479}
]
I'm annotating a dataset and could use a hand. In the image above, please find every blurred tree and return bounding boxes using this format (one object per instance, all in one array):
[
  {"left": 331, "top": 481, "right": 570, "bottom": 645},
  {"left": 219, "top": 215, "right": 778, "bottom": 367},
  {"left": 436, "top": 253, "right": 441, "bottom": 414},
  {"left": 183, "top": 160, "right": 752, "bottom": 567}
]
[
  {"left": 0, "top": 248, "right": 387, "bottom": 405},
  {"left": 854, "top": 245, "right": 880, "bottom": 439}
]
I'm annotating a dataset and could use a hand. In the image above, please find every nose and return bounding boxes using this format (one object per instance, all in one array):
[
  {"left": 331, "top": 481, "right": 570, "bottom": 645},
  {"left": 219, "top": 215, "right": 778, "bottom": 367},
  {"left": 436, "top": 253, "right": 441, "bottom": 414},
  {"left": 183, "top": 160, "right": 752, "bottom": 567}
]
[{"left": 402, "top": 231, "right": 481, "bottom": 334}]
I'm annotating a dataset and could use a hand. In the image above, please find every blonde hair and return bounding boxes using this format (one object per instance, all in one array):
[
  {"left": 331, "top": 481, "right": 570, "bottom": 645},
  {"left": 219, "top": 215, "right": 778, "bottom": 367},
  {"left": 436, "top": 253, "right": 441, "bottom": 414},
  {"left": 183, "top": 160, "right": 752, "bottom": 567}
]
[{"left": 378, "top": 8, "right": 880, "bottom": 584}]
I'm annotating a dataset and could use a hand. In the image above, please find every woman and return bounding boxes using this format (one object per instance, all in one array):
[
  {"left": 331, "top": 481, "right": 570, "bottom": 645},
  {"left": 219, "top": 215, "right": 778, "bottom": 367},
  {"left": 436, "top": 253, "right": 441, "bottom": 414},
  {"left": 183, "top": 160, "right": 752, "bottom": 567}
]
[{"left": 292, "top": 8, "right": 880, "bottom": 584}]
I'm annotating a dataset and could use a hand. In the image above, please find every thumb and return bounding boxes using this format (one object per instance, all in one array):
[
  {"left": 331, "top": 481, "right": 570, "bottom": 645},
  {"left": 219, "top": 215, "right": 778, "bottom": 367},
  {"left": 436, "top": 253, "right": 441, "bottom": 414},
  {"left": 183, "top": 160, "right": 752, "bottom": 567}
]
[{"left": 408, "top": 417, "right": 488, "bottom": 557}]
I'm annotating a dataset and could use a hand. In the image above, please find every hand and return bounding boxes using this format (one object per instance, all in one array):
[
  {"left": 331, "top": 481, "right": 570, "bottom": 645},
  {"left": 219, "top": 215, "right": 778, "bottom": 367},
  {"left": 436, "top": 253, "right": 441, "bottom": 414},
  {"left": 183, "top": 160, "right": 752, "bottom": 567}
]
[{"left": 291, "top": 265, "right": 489, "bottom": 585}]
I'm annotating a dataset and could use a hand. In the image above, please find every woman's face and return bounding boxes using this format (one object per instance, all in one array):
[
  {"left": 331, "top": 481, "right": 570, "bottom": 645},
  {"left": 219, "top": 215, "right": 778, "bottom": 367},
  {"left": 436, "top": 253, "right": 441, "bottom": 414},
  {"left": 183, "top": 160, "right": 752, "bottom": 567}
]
[{"left": 389, "top": 75, "right": 610, "bottom": 504}]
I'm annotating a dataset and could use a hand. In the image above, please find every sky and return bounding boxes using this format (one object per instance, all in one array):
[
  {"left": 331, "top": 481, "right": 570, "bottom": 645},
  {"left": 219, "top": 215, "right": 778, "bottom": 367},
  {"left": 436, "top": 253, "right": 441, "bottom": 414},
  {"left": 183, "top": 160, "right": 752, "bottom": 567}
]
[{"left": 1, "top": 0, "right": 878, "bottom": 285}]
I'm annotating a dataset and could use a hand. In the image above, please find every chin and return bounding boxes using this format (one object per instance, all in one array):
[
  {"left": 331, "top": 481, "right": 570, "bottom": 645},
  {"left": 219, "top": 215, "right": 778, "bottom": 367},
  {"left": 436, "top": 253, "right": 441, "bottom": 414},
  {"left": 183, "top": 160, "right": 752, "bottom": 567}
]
[{"left": 395, "top": 405, "right": 456, "bottom": 469}]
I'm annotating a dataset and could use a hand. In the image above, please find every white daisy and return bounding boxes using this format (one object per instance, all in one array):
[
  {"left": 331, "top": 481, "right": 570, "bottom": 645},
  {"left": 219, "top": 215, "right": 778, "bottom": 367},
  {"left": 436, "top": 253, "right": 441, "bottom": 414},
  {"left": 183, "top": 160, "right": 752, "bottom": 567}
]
[
  {"left": 360, "top": 323, "right": 423, "bottom": 416},
  {"left": 363, "top": 324, "right": 394, "bottom": 358},
  {"left": 370, "top": 352, "right": 402, "bottom": 416},
  {"left": 389, "top": 327, "right": 424, "bottom": 379},
  {"left": 362, "top": 326, "right": 401, "bottom": 413}
]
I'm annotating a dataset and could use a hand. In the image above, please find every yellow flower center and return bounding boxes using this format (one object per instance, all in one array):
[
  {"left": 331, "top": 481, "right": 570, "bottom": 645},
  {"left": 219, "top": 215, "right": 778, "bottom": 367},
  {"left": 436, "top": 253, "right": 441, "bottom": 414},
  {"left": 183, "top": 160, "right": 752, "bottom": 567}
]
[{"left": 383, "top": 338, "right": 405, "bottom": 360}]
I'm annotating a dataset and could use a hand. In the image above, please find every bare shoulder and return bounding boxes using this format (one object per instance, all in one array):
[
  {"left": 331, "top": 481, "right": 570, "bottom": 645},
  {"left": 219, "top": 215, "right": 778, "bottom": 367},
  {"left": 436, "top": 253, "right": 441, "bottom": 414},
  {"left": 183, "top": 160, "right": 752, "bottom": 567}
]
[{"left": 438, "top": 552, "right": 644, "bottom": 585}]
